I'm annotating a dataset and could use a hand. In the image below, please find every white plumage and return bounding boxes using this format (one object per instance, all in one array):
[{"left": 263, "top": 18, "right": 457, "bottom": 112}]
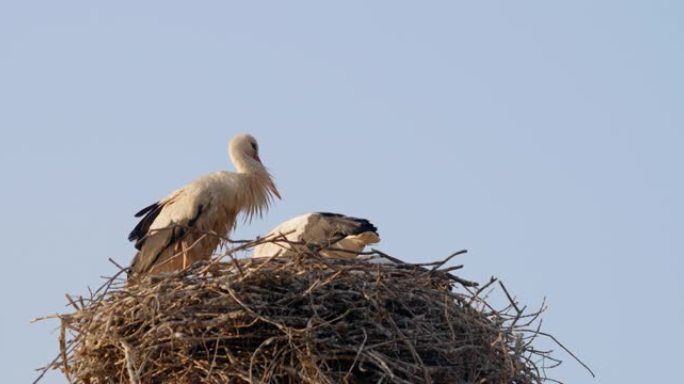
[
  {"left": 252, "top": 212, "right": 381, "bottom": 259},
  {"left": 128, "top": 133, "right": 280, "bottom": 276}
]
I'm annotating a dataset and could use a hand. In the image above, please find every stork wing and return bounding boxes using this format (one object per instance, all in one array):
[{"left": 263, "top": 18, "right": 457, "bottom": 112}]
[{"left": 128, "top": 188, "right": 206, "bottom": 275}]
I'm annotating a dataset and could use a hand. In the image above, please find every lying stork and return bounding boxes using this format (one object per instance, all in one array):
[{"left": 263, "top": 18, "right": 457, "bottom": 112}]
[
  {"left": 128, "top": 133, "right": 280, "bottom": 277},
  {"left": 252, "top": 212, "right": 381, "bottom": 259}
]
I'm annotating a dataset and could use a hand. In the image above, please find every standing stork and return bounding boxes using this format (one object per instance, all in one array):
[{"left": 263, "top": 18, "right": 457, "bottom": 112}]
[
  {"left": 252, "top": 212, "right": 380, "bottom": 259},
  {"left": 128, "top": 133, "right": 280, "bottom": 277}
]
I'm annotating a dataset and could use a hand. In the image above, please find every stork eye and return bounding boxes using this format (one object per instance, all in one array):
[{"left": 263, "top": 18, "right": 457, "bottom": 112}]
[{"left": 250, "top": 142, "right": 258, "bottom": 152}]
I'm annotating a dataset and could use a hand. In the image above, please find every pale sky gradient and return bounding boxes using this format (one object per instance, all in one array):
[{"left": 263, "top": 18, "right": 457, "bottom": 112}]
[{"left": 1, "top": 1, "right": 682, "bottom": 383}]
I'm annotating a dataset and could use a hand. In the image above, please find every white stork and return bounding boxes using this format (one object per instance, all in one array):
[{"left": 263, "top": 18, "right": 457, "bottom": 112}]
[
  {"left": 128, "top": 133, "right": 280, "bottom": 276},
  {"left": 252, "top": 212, "right": 381, "bottom": 259}
]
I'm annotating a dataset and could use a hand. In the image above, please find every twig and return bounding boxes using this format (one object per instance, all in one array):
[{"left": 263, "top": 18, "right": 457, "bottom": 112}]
[{"left": 121, "top": 341, "right": 141, "bottom": 384}]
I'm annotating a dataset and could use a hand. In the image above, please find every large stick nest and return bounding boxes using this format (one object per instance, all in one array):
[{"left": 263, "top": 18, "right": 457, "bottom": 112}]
[{"left": 37, "top": 240, "right": 569, "bottom": 383}]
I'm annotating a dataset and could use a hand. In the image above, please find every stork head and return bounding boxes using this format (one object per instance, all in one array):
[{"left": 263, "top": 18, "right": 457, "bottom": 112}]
[
  {"left": 230, "top": 133, "right": 261, "bottom": 164},
  {"left": 229, "top": 133, "right": 281, "bottom": 199}
]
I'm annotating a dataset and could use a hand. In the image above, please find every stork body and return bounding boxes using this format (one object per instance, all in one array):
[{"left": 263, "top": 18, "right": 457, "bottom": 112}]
[
  {"left": 128, "top": 133, "right": 280, "bottom": 277},
  {"left": 252, "top": 212, "right": 380, "bottom": 259}
]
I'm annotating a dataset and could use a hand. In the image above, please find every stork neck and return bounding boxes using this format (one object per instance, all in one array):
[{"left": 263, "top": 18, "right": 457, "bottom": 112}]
[{"left": 231, "top": 154, "right": 266, "bottom": 175}]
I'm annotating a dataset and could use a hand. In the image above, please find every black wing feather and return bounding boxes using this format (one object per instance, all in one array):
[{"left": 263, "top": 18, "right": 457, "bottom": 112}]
[
  {"left": 134, "top": 202, "right": 160, "bottom": 217},
  {"left": 128, "top": 202, "right": 163, "bottom": 246},
  {"left": 315, "top": 211, "right": 378, "bottom": 236}
]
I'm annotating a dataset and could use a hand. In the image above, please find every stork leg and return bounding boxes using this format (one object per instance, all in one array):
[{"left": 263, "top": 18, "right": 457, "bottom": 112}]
[{"left": 181, "top": 242, "right": 189, "bottom": 269}]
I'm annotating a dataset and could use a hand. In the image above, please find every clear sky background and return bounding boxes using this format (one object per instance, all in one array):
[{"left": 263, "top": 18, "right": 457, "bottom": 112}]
[{"left": 1, "top": 1, "right": 682, "bottom": 382}]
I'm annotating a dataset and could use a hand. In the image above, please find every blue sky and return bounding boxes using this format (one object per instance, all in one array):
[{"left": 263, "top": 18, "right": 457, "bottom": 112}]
[{"left": 1, "top": 1, "right": 682, "bottom": 382}]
